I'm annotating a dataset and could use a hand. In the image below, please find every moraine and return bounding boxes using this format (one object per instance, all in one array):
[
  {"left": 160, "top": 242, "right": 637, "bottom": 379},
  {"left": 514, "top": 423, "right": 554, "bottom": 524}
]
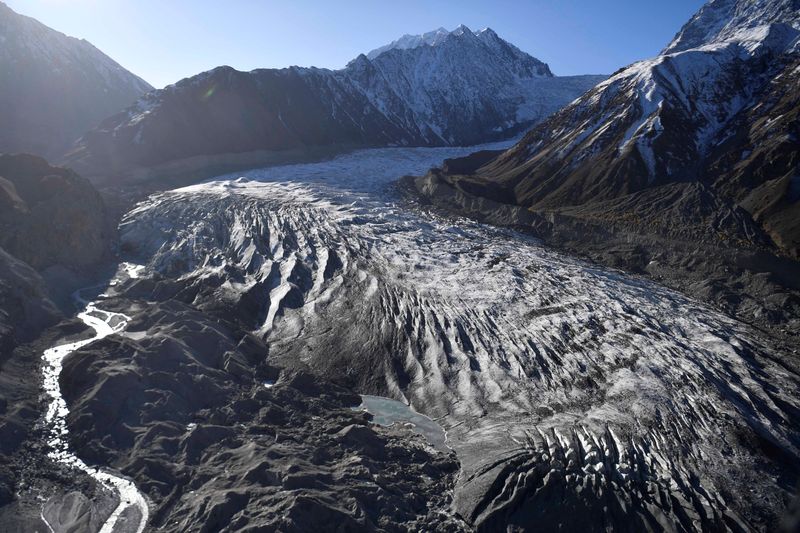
[{"left": 77, "top": 144, "right": 799, "bottom": 530}]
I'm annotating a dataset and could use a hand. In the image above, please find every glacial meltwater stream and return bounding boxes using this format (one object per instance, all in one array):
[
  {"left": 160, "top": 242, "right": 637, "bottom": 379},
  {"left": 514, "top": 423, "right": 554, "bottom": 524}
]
[{"left": 41, "top": 267, "right": 149, "bottom": 533}]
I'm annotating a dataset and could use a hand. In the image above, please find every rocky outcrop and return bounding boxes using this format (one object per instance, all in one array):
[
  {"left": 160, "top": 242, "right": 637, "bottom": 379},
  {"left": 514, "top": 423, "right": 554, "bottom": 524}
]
[
  {"left": 0, "top": 154, "right": 113, "bottom": 271},
  {"left": 0, "top": 1, "right": 152, "bottom": 159},
  {"left": 0, "top": 247, "right": 59, "bottom": 356}
]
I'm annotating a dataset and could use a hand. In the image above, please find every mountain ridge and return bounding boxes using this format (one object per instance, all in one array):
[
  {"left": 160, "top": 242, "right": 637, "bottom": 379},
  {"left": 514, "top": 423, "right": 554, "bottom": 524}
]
[
  {"left": 429, "top": 0, "right": 799, "bottom": 249},
  {"left": 64, "top": 26, "right": 604, "bottom": 183},
  {"left": 0, "top": 1, "right": 153, "bottom": 158}
]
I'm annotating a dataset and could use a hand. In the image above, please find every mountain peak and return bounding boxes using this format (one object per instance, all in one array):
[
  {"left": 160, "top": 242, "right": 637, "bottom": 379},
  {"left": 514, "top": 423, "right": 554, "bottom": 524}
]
[
  {"left": 362, "top": 25, "right": 553, "bottom": 79},
  {"left": 663, "top": 0, "right": 800, "bottom": 54},
  {"left": 0, "top": 0, "right": 153, "bottom": 157},
  {"left": 366, "top": 25, "right": 500, "bottom": 59}
]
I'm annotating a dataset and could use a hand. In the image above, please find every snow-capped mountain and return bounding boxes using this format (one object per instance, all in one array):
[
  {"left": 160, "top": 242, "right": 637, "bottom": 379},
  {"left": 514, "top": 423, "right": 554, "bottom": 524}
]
[
  {"left": 0, "top": 1, "right": 152, "bottom": 158},
  {"left": 348, "top": 25, "right": 564, "bottom": 146},
  {"left": 442, "top": 0, "right": 800, "bottom": 258},
  {"left": 65, "top": 25, "right": 605, "bottom": 180},
  {"left": 663, "top": 0, "right": 800, "bottom": 53},
  {"left": 366, "top": 26, "right": 455, "bottom": 59}
]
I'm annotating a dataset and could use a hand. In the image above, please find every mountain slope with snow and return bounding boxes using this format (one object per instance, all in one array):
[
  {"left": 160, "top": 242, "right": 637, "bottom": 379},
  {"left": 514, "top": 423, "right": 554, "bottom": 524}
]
[
  {"left": 0, "top": 2, "right": 153, "bottom": 158},
  {"left": 664, "top": 0, "right": 800, "bottom": 53},
  {"left": 412, "top": 0, "right": 800, "bottom": 338},
  {"left": 347, "top": 26, "right": 559, "bottom": 146},
  {"left": 65, "top": 25, "right": 604, "bottom": 181},
  {"left": 434, "top": 0, "right": 799, "bottom": 256}
]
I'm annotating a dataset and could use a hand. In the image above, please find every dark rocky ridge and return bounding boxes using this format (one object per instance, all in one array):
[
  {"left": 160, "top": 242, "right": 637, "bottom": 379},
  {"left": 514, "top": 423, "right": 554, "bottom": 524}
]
[
  {"left": 0, "top": 154, "right": 113, "bottom": 272},
  {"left": 0, "top": 1, "right": 152, "bottom": 159},
  {"left": 0, "top": 248, "right": 59, "bottom": 355},
  {"left": 0, "top": 152, "right": 114, "bottom": 354}
]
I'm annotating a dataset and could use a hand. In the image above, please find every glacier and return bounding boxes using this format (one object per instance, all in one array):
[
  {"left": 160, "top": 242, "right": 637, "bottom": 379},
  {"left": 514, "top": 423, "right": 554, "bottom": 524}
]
[{"left": 110, "top": 144, "right": 800, "bottom": 530}]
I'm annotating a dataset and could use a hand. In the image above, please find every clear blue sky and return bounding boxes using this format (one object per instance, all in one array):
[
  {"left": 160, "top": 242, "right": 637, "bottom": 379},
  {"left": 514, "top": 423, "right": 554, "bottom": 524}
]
[{"left": 7, "top": 0, "right": 706, "bottom": 89}]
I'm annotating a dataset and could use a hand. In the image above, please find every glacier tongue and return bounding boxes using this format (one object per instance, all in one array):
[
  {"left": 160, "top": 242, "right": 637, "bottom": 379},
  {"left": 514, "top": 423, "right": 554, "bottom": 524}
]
[{"left": 117, "top": 145, "right": 800, "bottom": 529}]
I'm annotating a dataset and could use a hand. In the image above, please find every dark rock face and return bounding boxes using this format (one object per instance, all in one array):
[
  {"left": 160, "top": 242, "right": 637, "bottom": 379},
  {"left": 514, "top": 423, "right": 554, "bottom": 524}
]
[
  {"left": 59, "top": 296, "right": 464, "bottom": 531},
  {"left": 0, "top": 2, "right": 152, "bottom": 159},
  {"left": 64, "top": 26, "right": 604, "bottom": 181},
  {"left": 69, "top": 66, "right": 420, "bottom": 175},
  {"left": 0, "top": 154, "right": 112, "bottom": 271},
  {"left": 0, "top": 247, "right": 60, "bottom": 354}
]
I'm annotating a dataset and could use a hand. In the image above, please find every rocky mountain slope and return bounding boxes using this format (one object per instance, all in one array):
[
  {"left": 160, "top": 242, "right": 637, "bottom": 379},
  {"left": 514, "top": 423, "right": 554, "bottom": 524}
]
[
  {"left": 64, "top": 25, "right": 604, "bottom": 182},
  {"left": 0, "top": 154, "right": 112, "bottom": 272},
  {"left": 0, "top": 153, "right": 114, "bottom": 352},
  {"left": 0, "top": 1, "right": 152, "bottom": 158},
  {"left": 412, "top": 0, "right": 800, "bottom": 338},
  {"left": 0, "top": 155, "right": 117, "bottom": 530},
  {"left": 0, "top": 247, "right": 59, "bottom": 355},
  {"left": 0, "top": 152, "right": 112, "bottom": 389}
]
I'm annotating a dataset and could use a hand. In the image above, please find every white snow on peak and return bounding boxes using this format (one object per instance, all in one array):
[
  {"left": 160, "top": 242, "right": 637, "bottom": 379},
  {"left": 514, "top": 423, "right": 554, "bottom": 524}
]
[
  {"left": 664, "top": 0, "right": 800, "bottom": 54},
  {"left": 346, "top": 23, "right": 570, "bottom": 145},
  {"left": 451, "top": 23, "right": 472, "bottom": 36},
  {"left": 367, "top": 24, "right": 487, "bottom": 59},
  {"left": 576, "top": 0, "right": 800, "bottom": 180}
]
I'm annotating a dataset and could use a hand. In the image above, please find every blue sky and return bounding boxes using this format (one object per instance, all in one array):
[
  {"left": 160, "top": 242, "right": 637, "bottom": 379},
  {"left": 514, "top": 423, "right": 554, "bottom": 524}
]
[{"left": 7, "top": 0, "right": 706, "bottom": 89}]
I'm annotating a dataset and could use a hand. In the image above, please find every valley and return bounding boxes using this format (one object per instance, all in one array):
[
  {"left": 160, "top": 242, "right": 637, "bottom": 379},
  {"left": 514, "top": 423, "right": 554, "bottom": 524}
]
[
  {"left": 42, "top": 282, "right": 148, "bottom": 533},
  {"left": 0, "top": 0, "right": 798, "bottom": 531},
  {"left": 50, "top": 145, "right": 797, "bottom": 530}
]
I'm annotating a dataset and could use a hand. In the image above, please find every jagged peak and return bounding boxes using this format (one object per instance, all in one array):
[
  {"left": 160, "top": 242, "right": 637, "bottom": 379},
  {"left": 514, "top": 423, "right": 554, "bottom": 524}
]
[
  {"left": 663, "top": 0, "right": 800, "bottom": 54},
  {"left": 366, "top": 24, "right": 502, "bottom": 60}
]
